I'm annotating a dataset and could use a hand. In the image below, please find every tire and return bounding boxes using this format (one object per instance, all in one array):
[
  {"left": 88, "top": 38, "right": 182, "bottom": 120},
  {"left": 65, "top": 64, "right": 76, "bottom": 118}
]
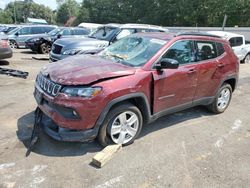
[
  {"left": 207, "top": 83, "right": 232, "bottom": 114},
  {"left": 9, "top": 40, "right": 18, "bottom": 49},
  {"left": 244, "top": 54, "right": 250, "bottom": 64},
  {"left": 98, "top": 103, "right": 143, "bottom": 147},
  {"left": 40, "top": 43, "right": 51, "bottom": 54}
]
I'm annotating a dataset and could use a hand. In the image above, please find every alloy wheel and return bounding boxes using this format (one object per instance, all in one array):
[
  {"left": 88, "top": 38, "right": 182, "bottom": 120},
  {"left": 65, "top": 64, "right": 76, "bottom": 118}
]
[
  {"left": 110, "top": 111, "right": 139, "bottom": 144},
  {"left": 217, "top": 88, "right": 231, "bottom": 111}
]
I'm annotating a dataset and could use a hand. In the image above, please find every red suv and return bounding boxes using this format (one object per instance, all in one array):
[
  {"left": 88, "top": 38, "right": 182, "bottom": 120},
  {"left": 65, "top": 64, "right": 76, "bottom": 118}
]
[{"left": 34, "top": 32, "right": 239, "bottom": 146}]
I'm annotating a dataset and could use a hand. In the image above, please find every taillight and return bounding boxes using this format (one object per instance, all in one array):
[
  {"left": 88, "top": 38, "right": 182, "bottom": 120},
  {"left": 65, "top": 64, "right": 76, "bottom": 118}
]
[{"left": 0, "top": 39, "right": 9, "bottom": 48}]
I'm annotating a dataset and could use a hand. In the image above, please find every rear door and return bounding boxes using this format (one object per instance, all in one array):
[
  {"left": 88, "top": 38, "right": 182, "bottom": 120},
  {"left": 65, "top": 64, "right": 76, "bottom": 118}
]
[
  {"left": 193, "top": 41, "right": 224, "bottom": 100},
  {"left": 15, "top": 27, "right": 32, "bottom": 47},
  {"left": 152, "top": 40, "right": 198, "bottom": 113}
]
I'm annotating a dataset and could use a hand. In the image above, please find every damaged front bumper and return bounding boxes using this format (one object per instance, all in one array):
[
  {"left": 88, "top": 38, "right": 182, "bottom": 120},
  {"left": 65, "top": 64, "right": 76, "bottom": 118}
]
[{"left": 41, "top": 114, "right": 98, "bottom": 142}]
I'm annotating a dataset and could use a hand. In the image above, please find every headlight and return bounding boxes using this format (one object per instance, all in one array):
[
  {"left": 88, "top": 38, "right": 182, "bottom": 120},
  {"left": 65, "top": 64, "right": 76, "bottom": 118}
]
[
  {"left": 61, "top": 87, "right": 102, "bottom": 98},
  {"left": 62, "top": 49, "right": 81, "bottom": 55},
  {"left": 45, "top": 37, "right": 51, "bottom": 41}
]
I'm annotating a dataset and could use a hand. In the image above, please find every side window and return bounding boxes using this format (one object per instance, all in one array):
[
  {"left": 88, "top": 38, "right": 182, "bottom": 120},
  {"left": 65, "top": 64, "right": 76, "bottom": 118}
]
[
  {"left": 236, "top": 37, "right": 243, "bottom": 46},
  {"left": 115, "top": 29, "right": 135, "bottom": 41},
  {"left": 216, "top": 42, "right": 225, "bottom": 56},
  {"left": 72, "top": 29, "right": 89, "bottom": 35},
  {"left": 62, "top": 29, "right": 71, "bottom": 36},
  {"left": 31, "top": 27, "right": 43, "bottom": 34},
  {"left": 18, "top": 27, "right": 31, "bottom": 35},
  {"left": 196, "top": 41, "right": 217, "bottom": 61},
  {"left": 163, "top": 40, "right": 195, "bottom": 65},
  {"left": 44, "top": 27, "right": 54, "bottom": 33},
  {"left": 229, "top": 37, "right": 243, "bottom": 47}
]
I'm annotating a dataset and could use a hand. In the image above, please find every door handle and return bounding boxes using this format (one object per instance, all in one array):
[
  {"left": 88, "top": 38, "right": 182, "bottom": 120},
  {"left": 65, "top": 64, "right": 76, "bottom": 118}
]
[
  {"left": 217, "top": 63, "right": 225, "bottom": 68},
  {"left": 187, "top": 69, "right": 197, "bottom": 74}
]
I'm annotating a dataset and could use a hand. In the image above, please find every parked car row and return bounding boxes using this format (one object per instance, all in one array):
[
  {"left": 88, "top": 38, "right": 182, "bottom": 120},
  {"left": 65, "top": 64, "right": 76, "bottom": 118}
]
[{"left": 49, "top": 23, "right": 169, "bottom": 62}]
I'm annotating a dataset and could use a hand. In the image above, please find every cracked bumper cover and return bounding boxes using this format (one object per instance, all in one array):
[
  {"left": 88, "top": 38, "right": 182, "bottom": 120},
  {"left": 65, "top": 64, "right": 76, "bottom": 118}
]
[{"left": 41, "top": 114, "right": 98, "bottom": 142}]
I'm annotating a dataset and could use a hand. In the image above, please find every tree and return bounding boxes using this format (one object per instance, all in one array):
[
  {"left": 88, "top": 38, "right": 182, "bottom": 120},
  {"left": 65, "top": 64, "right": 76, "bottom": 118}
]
[
  {"left": 56, "top": 0, "right": 79, "bottom": 25},
  {"left": 2, "top": 1, "right": 55, "bottom": 24}
]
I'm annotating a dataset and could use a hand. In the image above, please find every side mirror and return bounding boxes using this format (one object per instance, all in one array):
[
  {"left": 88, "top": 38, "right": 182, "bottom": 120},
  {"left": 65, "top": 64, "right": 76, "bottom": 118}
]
[
  {"left": 15, "top": 32, "right": 19, "bottom": 36},
  {"left": 155, "top": 58, "right": 179, "bottom": 70},
  {"left": 57, "top": 34, "right": 62, "bottom": 39}
]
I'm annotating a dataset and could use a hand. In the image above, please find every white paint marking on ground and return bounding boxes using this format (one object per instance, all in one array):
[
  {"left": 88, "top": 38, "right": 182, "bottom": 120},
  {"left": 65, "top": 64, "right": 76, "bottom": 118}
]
[
  {"left": 214, "top": 119, "right": 242, "bottom": 148},
  {"left": 95, "top": 176, "right": 123, "bottom": 188},
  {"left": 0, "top": 163, "right": 15, "bottom": 170},
  {"left": 33, "top": 177, "right": 45, "bottom": 184},
  {"left": 31, "top": 165, "right": 47, "bottom": 175}
]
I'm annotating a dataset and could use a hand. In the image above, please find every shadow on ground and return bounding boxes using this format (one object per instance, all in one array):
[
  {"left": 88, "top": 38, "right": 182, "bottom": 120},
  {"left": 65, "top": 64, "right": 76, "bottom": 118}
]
[
  {"left": 17, "top": 106, "right": 213, "bottom": 157},
  {"left": 16, "top": 111, "right": 102, "bottom": 157},
  {"left": 139, "top": 106, "right": 213, "bottom": 138},
  {"left": 20, "top": 50, "right": 37, "bottom": 54},
  {"left": 0, "top": 60, "right": 10, "bottom": 66}
]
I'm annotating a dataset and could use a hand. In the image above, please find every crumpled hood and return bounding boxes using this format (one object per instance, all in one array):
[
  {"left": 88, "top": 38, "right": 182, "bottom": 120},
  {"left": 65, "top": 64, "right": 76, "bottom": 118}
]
[{"left": 41, "top": 55, "right": 135, "bottom": 85}]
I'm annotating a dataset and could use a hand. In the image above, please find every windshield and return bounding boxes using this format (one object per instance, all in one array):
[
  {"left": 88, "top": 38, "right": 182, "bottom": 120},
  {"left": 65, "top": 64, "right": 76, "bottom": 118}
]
[
  {"left": 7, "top": 27, "right": 20, "bottom": 35},
  {"left": 100, "top": 36, "right": 167, "bottom": 67},
  {"left": 48, "top": 28, "right": 62, "bottom": 36},
  {"left": 90, "top": 26, "right": 117, "bottom": 41}
]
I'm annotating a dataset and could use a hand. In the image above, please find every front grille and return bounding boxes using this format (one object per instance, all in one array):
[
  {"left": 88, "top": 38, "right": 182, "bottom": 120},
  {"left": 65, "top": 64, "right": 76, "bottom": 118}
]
[
  {"left": 52, "top": 44, "right": 62, "bottom": 54},
  {"left": 36, "top": 73, "right": 61, "bottom": 96}
]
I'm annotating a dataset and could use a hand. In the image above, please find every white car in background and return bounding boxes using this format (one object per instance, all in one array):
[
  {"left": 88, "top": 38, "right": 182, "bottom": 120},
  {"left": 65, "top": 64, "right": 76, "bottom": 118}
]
[
  {"left": 78, "top": 23, "right": 103, "bottom": 32},
  {"left": 207, "top": 31, "right": 250, "bottom": 63}
]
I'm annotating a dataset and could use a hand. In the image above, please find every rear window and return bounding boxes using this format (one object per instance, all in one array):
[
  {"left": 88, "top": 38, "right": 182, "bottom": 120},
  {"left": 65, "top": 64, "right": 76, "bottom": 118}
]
[
  {"left": 196, "top": 41, "right": 217, "bottom": 61},
  {"left": 229, "top": 37, "right": 243, "bottom": 47},
  {"left": 216, "top": 42, "right": 225, "bottom": 56}
]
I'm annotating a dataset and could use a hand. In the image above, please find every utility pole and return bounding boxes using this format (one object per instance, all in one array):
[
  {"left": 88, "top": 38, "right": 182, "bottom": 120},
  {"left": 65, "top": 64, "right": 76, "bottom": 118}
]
[
  {"left": 13, "top": 0, "right": 17, "bottom": 24},
  {"left": 222, "top": 14, "right": 227, "bottom": 31}
]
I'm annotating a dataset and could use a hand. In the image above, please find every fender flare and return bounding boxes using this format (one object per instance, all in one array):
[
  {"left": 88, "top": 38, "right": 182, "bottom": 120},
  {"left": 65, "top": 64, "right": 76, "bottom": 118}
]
[{"left": 93, "top": 92, "right": 151, "bottom": 133}]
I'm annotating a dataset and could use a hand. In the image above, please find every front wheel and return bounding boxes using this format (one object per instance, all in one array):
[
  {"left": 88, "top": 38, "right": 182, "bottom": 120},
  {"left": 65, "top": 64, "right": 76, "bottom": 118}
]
[
  {"left": 40, "top": 43, "right": 51, "bottom": 54},
  {"left": 207, "top": 83, "right": 232, "bottom": 114},
  {"left": 244, "top": 54, "right": 250, "bottom": 64},
  {"left": 98, "top": 103, "right": 143, "bottom": 147}
]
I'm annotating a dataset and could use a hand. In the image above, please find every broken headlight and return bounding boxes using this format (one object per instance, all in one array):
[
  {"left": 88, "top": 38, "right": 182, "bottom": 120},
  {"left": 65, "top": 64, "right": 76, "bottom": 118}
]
[{"left": 61, "top": 87, "right": 102, "bottom": 98}]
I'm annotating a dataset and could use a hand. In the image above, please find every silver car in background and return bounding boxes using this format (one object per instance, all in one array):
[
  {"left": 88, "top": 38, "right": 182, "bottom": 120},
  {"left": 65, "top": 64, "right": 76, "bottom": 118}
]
[{"left": 7, "top": 25, "right": 57, "bottom": 48}]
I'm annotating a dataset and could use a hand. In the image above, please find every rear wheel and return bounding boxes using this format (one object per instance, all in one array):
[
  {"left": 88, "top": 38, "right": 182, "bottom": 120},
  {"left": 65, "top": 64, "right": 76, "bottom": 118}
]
[
  {"left": 40, "top": 43, "right": 51, "bottom": 54},
  {"left": 244, "top": 54, "right": 250, "bottom": 64},
  {"left": 98, "top": 103, "right": 143, "bottom": 147},
  {"left": 207, "top": 83, "right": 232, "bottom": 114}
]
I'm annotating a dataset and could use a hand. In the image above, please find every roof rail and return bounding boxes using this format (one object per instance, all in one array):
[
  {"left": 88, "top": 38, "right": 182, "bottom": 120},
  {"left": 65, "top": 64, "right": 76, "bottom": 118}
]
[{"left": 176, "top": 31, "right": 221, "bottom": 38}]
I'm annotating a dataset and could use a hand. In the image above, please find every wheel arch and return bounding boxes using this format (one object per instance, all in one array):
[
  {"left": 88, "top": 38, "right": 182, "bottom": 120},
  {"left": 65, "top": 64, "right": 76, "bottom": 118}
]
[
  {"left": 222, "top": 77, "right": 237, "bottom": 92},
  {"left": 94, "top": 93, "right": 152, "bottom": 133}
]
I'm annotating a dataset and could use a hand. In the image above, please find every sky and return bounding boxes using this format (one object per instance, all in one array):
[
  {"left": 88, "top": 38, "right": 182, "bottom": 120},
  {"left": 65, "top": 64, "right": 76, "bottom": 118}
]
[{"left": 0, "top": 0, "right": 81, "bottom": 10}]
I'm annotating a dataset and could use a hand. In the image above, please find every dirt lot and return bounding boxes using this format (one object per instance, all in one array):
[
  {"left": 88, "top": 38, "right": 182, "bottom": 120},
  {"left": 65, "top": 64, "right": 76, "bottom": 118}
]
[{"left": 0, "top": 49, "right": 250, "bottom": 188}]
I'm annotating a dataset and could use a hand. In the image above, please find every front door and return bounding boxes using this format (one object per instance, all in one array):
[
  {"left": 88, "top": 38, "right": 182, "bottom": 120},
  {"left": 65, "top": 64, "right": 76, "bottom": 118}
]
[{"left": 152, "top": 40, "right": 198, "bottom": 113}]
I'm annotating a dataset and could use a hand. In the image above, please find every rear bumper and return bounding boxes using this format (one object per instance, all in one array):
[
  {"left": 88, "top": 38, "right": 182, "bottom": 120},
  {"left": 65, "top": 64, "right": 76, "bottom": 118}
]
[{"left": 41, "top": 114, "right": 98, "bottom": 142}]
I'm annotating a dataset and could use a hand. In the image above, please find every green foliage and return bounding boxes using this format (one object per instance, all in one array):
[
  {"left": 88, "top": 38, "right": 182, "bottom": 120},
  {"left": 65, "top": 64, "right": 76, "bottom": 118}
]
[
  {"left": 80, "top": 0, "right": 250, "bottom": 27},
  {"left": 56, "top": 0, "right": 79, "bottom": 25},
  {"left": 1, "top": 0, "right": 250, "bottom": 26},
  {"left": 1, "top": 1, "right": 55, "bottom": 24}
]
